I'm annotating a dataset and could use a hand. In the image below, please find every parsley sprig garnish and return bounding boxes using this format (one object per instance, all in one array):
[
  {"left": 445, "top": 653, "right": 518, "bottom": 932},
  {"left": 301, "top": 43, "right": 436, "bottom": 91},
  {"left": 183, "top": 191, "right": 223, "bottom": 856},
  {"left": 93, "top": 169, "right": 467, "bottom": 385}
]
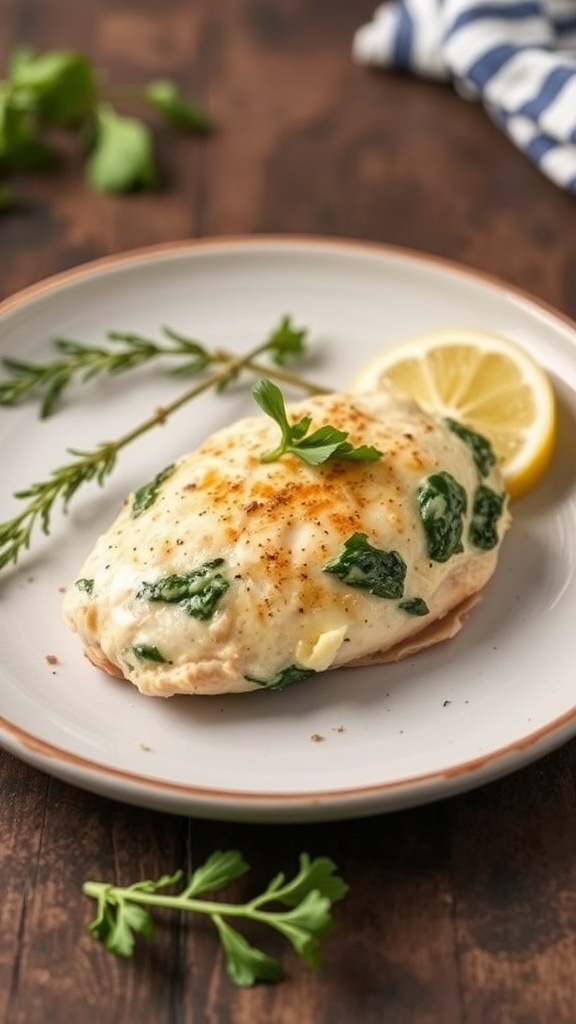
[
  {"left": 83, "top": 850, "right": 348, "bottom": 987},
  {"left": 252, "top": 378, "right": 382, "bottom": 466},
  {"left": 0, "top": 317, "right": 329, "bottom": 571},
  {"left": 0, "top": 45, "right": 212, "bottom": 207}
]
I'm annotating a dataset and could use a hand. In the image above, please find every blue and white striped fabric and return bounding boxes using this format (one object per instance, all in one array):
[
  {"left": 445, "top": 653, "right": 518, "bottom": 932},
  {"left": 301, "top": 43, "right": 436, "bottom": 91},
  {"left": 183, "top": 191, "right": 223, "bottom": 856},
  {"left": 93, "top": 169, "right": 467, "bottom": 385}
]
[{"left": 353, "top": 0, "right": 576, "bottom": 195}]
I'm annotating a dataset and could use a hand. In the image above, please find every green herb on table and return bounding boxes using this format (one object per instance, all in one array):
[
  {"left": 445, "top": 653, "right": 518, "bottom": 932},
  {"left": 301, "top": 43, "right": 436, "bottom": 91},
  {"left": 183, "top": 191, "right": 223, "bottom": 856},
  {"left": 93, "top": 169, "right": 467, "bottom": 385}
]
[
  {"left": 0, "top": 317, "right": 328, "bottom": 572},
  {"left": 0, "top": 184, "right": 15, "bottom": 210},
  {"left": 0, "top": 45, "right": 212, "bottom": 207},
  {"left": 252, "top": 378, "right": 382, "bottom": 466},
  {"left": 83, "top": 850, "right": 348, "bottom": 987}
]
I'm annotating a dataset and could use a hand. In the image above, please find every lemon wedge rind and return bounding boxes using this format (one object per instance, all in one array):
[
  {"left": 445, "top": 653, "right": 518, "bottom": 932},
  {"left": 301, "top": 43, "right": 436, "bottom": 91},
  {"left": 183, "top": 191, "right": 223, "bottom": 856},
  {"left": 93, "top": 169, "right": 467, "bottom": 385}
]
[{"left": 351, "top": 328, "right": 556, "bottom": 500}]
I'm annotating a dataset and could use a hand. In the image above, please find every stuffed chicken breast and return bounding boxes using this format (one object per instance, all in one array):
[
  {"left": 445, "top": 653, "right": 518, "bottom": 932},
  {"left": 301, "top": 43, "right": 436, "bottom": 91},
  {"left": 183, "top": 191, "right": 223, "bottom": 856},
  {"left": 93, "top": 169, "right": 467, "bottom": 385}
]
[{"left": 63, "top": 385, "right": 510, "bottom": 697}]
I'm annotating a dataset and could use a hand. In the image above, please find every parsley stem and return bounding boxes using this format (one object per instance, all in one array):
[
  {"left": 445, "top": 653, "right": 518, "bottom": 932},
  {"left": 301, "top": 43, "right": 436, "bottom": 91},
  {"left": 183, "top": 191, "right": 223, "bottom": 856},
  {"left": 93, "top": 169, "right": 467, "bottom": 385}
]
[
  {"left": 83, "top": 851, "right": 347, "bottom": 984},
  {"left": 82, "top": 880, "right": 283, "bottom": 921}
]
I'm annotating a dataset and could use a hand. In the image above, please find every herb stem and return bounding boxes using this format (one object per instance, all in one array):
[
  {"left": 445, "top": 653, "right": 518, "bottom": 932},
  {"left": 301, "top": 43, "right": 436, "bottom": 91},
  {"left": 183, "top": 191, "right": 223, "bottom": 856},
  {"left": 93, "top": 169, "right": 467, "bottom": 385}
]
[
  {"left": 0, "top": 333, "right": 329, "bottom": 416},
  {"left": 113, "top": 338, "right": 316, "bottom": 447},
  {"left": 213, "top": 350, "right": 331, "bottom": 396},
  {"left": 0, "top": 333, "right": 327, "bottom": 571},
  {"left": 82, "top": 880, "right": 285, "bottom": 922},
  {"left": 83, "top": 851, "right": 347, "bottom": 985}
]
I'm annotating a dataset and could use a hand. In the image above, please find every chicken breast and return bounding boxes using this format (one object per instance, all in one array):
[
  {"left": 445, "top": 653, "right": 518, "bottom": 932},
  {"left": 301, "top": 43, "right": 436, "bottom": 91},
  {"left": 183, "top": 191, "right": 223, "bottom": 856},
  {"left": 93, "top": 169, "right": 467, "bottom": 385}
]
[{"left": 62, "top": 386, "right": 510, "bottom": 697}]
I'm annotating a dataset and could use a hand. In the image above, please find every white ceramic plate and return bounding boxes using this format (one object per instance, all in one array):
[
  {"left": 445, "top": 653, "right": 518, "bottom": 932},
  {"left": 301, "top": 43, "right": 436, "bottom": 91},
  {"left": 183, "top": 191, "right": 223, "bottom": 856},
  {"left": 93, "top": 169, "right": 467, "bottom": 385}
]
[{"left": 1, "top": 236, "right": 576, "bottom": 822}]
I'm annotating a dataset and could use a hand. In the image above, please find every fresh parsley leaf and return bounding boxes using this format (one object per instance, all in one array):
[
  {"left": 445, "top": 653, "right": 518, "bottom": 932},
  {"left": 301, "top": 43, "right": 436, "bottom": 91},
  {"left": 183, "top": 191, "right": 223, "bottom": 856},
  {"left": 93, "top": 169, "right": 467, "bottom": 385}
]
[
  {"left": 0, "top": 44, "right": 213, "bottom": 207},
  {"left": 0, "top": 182, "right": 16, "bottom": 210},
  {"left": 88, "top": 887, "right": 155, "bottom": 957},
  {"left": 252, "top": 379, "right": 382, "bottom": 466},
  {"left": 213, "top": 916, "right": 284, "bottom": 986},
  {"left": 4, "top": 130, "right": 58, "bottom": 173},
  {"left": 7, "top": 44, "right": 36, "bottom": 79},
  {"left": 86, "top": 105, "right": 155, "bottom": 192},
  {"left": 270, "top": 853, "right": 349, "bottom": 907},
  {"left": 9, "top": 48, "right": 97, "bottom": 125},
  {"left": 269, "top": 890, "right": 333, "bottom": 968},
  {"left": 0, "top": 86, "right": 58, "bottom": 171},
  {"left": 83, "top": 851, "right": 348, "bottom": 987},
  {"left": 254, "top": 376, "right": 294, "bottom": 431},
  {"left": 88, "top": 875, "right": 178, "bottom": 956},
  {"left": 106, "top": 901, "right": 155, "bottom": 957},
  {"left": 143, "top": 79, "right": 212, "bottom": 133},
  {"left": 184, "top": 850, "right": 250, "bottom": 898}
]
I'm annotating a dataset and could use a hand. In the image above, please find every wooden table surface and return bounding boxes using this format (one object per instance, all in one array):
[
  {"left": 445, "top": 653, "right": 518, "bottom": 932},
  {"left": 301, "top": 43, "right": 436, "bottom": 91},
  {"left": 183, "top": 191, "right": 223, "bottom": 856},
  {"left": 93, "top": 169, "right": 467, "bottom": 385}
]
[{"left": 1, "top": 2, "right": 576, "bottom": 1022}]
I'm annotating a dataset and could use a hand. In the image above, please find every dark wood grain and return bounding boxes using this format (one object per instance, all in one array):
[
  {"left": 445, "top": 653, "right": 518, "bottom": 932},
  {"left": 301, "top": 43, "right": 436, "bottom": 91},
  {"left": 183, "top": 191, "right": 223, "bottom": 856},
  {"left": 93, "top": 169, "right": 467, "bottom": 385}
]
[{"left": 1, "top": 1, "right": 576, "bottom": 1021}]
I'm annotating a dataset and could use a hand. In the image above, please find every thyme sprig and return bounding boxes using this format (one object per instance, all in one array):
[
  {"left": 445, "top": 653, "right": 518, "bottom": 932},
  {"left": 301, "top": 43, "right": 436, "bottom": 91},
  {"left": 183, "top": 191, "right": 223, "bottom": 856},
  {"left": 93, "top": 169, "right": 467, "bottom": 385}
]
[
  {"left": 83, "top": 850, "right": 348, "bottom": 987},
  {"left": 0, "top": 317, "right": 329, "bottom": 571},
  {"left": 0, "top": 317, "right": 318, "bottom": 418}
]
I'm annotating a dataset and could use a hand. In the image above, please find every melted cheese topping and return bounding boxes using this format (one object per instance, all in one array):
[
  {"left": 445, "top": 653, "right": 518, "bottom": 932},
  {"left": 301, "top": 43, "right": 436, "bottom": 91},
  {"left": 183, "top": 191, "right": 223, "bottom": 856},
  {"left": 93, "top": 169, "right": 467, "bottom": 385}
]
[{"left": 63, "top": 387, "right": 510, "bottom": 696}]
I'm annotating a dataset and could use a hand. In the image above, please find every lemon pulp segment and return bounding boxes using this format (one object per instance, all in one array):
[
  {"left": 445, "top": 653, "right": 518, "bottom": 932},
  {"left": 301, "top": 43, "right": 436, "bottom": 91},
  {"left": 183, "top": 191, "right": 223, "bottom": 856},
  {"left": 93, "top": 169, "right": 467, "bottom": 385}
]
[{"left": 351, "top": 329, "right": 556, "bottom": 500}]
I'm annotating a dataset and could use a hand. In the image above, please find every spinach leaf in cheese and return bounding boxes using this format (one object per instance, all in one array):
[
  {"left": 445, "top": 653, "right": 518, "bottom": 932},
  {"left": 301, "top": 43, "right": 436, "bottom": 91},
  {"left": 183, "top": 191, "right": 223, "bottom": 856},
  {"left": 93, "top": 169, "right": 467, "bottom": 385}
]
[
  {"left": 131, "top": 464, "right": 175, "bottom": 518},
  {"left": 398, "top": 597, "right": 429, "bottom": 616},
  {"left": 445, "top": 419, "right": 496, "bottom": 478},
  {"left": 132, "top": 644, "right": 171, "bottom": 664},
  {"left": 469, "top": 485, "right": 506, "bottom": 551},
  {"left": 137, "top": 559, "right": 229, "bottom": 620},
  {"left": 245, "top": 665, "right": 316, "bottom": 691},
  {"left": 323, "top": 532, "right": 406, "bottom": 599},
  {"left": 75, "top": 577, "right": 95, "bottom": 595},
  {"left": 418, "top": 471, "right": 468, "bottom": 563}
]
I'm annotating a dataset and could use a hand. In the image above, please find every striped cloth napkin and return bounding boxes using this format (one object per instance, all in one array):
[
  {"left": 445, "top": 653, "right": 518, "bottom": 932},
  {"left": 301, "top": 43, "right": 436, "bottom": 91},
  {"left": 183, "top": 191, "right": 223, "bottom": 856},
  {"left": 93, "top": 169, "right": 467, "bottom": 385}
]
[{"left": 353, "top": 0, "right": 576, "bottom": 195}]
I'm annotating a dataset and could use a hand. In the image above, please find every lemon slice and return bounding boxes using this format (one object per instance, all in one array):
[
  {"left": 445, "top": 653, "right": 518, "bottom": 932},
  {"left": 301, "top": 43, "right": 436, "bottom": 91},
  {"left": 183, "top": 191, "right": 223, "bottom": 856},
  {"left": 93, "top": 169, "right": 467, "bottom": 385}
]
[{"left": 351, "top": 328, "right": 556, "bottom": 499}]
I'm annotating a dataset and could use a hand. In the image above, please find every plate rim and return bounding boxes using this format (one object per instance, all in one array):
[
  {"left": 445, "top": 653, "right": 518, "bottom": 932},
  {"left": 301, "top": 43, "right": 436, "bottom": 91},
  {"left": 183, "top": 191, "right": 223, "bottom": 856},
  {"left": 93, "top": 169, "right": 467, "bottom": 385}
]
[
  {"left": 2, "top": 232, "right": 576, "bottom": 821},
  {"left": 2, "top": 232, "right": 576, "bottom": 338},
  {"left": 2, "top": 700, "right": 576, "bottom": 820}
]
